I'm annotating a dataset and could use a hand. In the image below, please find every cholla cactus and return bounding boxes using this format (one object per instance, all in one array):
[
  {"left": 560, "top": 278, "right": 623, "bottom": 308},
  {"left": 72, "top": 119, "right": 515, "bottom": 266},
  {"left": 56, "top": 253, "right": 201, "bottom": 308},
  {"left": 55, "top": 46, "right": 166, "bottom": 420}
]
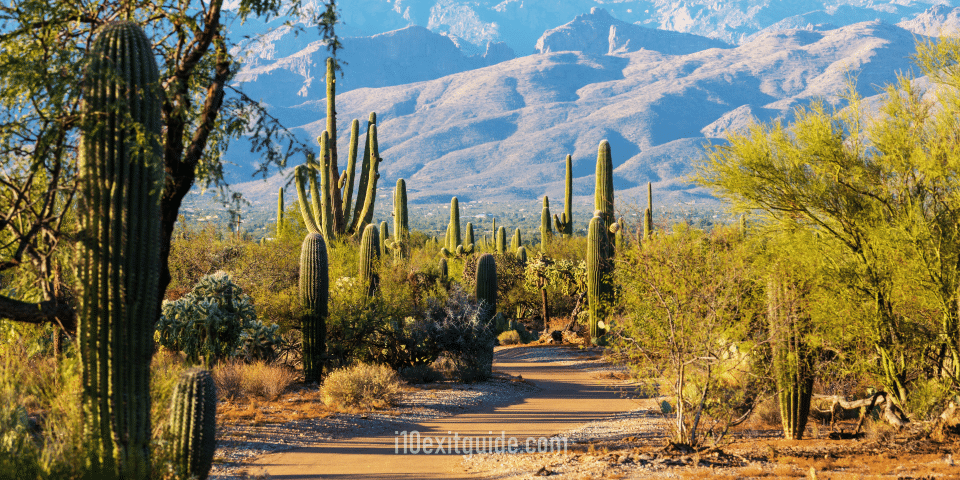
[{"left": 155, "top": 272, "right": 262, "bottom": 366}]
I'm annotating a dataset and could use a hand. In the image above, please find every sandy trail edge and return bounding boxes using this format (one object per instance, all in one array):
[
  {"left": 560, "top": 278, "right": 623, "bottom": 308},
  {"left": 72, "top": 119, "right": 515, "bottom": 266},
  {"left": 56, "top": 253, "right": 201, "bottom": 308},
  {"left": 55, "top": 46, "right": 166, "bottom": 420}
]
[{"left": 246, "top": 346, "right": 639, "bottom": 479}]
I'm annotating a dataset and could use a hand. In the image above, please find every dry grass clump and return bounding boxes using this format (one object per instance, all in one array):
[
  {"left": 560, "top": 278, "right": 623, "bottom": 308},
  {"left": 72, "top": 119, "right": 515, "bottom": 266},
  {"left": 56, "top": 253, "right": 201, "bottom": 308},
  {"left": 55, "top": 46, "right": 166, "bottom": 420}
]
[
  {"left": 321, "top": 363, "right": 402, "bottom": 410},
  {"left": 497, "top": 330, "right": 522, "bottom": 345},
  {"left": 213, "top": 360, "right": 297, "bottom": 401}
]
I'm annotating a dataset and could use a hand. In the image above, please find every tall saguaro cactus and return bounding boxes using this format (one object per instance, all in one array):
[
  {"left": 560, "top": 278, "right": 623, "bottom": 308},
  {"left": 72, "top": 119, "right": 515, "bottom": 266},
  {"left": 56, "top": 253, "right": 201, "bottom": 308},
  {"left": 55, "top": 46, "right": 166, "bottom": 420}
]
[
  {"left": 475, "top": 253, "right": 498, "bottom": 324},
  {"left": 77, "top": 21, "right": 163, "bottom": 479},
  {"left": 296, "top": 109, "right": 382, "bottom": 241},
  {"left": 386, "top": 178, "right": 409, "bottom": 260},
  {"left": 595, "top": 140, "right": 615, "bottom": 230},
  {"left": 554, "top": 154, "right": 574, "bottom": 237},
  {"left": 359, "top": 224, "right": 381, "bottom": 296},
  {"left": 540, "top": 196, "right": 552, "bottom": 251},
  {"left": 300, "top": 233, "right": 329, "bottom": 383},
  {"left": 644, "top": 181, "right": 653, "bottom": 241},
  {"left": 169, "top": 368, "right": 217, "bottom": 480},
  {"left": 496, "top": 226, "right": 507, "bottom": 254},
  {"left": 768, "top": 275, "right": 815, "bottom": 440},
  {"left": 586, "top": 215, "right": 614, "bottom": 344},
  {"left": 511, "top": 228, "right": 522, "bottom": 253},
  {"left": 442, "top": 197, "right": 474, "bottom": 257},
  {"left": 276, "top": 187, "right": 285, "bottom": 237}
]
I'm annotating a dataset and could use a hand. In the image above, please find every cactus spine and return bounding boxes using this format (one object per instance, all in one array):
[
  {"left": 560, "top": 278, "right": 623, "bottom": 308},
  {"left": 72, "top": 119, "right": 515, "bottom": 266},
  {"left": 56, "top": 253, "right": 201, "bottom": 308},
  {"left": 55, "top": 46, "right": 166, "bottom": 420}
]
[
  {"left": 540, "top": 196, "right": 552, "bottom": 251},
  {"left": 595, "top": 140, "right": 615, "bottom": 230},
  {"left": 554, "top": 154, "right": 574, "bottom": 237},
  {"left": 77, "top": 21, "right": 162, "bottom": 478},
  {"left": 300, "top": 233, "right": 329, "bottom": 383},
  {"left": 475, "top": 253, "right": 498, "bottom": 324},
  {"left": 496, "top": 226, "right": 507, "bottom": 254},
  {"left": 586, "top": 214, "right": 614, "bottom": 344},
  {"left": 169, "top": 368, "right": 217, "bottom": 480},
  {"left": 359, "top": 224, "right": 381, "bottom": 296}
]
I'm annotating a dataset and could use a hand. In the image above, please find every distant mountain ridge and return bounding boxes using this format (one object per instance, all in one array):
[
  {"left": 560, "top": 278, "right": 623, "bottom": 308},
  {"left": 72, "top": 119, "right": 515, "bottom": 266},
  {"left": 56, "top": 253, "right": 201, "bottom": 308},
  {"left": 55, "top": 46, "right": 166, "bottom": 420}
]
[
  {"left": 215, "top": 17, "right": 937, "bottom": 213},
  {"left": 200, "top": 3, "right": 960, "bottom": 217}
]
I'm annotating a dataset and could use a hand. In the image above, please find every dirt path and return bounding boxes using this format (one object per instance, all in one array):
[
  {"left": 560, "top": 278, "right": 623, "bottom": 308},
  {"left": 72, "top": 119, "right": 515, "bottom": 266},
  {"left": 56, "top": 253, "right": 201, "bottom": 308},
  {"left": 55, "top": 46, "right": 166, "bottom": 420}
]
[{"left": 246, "top": 346, "right": 639, "bottom": 479}]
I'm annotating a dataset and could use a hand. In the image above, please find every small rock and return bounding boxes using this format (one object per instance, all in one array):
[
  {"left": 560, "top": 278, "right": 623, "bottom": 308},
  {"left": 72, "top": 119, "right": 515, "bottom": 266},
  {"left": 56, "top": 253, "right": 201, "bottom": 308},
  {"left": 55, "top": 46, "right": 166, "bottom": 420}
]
[
  {"left": 617, "top": 454, "right": 628, "bottom": 463},
  {"left": 638, "top": 453, "right": 655, "bottom": 461},
  {"left": 534, "top": 466, "right": 553, "bottom": 476}
]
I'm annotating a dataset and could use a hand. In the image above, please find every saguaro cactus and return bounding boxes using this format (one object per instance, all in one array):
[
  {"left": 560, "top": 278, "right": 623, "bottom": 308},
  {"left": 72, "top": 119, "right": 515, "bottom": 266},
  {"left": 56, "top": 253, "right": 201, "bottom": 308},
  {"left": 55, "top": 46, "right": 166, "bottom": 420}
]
[
  {"left": 359, "top": 224, "right": 381, "bottom": 296},
  {"left": 475, "top": 253, "right": 498, "bottom": 324},
  {"left": 496, "top": 226, "right": 507, "bottom": 254},
  {"left": 385, "top": 178, "right": 409, "bottom": 260},
  {"left": 169, "top": 368, "right": 217, "bottom": 480},
  {"left": 276, "top": 187, "right": 285, "bottom": 237},
  {"left": 379, "top": 220, "right": 389, "bottom": 258},
  {"left": 768, "top": 275, "right": 815, "bottom": 440},
  {"left": 511, "top": 228, "right": 522, "bottom": 253},
  {"left": 300, "top": 233, "right": 329, "bottom": 383},
  {"left": 442, "top": 197, "right": 473, "bottom": 257},
  {"left": 296, "top": 110, "right": 382, "bottom": 241},
  {"left": 517, "top": 246, "right": 528, "bottom": 265},
  {"left": 77, "top": 21, "right": 163, "bottom": 478},
  {"left": 595, "top": 140, "right": 614, "bottom": 230},
  {"left": 644, "top": 181, "right": 653, "bottom": 241},
  {"left": 586, "top": 214, "right": 614, "bottom": 344},
  {"left": 540, "top": 196, "right": 552, "bottom": 251},
  {"left": 438, "top": 257, "right": 448, "bottom": 282},
  {"left": 554, "top": 154, "right": 574, "bottom": 237}
]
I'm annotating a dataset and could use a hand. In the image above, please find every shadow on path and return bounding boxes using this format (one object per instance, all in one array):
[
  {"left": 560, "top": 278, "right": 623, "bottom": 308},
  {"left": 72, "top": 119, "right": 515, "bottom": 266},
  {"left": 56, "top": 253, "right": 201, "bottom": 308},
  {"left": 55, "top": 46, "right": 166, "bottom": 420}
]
[{"left": 248, "top": 346, "right": 639, "bottom": 479}]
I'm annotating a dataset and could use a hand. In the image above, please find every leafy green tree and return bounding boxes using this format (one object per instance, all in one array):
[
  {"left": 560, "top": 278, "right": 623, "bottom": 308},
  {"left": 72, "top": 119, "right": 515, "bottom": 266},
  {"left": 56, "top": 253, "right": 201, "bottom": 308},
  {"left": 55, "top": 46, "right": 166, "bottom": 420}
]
[
  {"left": 614, "top": 224, "right": 762, "bottom": 447},
  {"left": 0, "top": 0, "right": 339, "bottom": 331},
  {"left": 695, "top": 36, "right": 960, "bottom": 410}
]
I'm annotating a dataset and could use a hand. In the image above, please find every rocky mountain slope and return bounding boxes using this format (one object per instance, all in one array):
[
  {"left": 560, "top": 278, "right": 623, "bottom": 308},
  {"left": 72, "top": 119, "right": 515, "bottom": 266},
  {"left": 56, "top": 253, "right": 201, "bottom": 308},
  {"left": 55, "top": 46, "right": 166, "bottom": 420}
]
[{"left": 221, "top": 14, "right": 938, "bottom": 210}]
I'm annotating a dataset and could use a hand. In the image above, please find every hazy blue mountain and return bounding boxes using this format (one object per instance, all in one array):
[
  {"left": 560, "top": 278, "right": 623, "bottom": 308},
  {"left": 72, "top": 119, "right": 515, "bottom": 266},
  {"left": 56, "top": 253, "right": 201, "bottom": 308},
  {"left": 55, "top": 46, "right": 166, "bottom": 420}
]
[
  {"left": 899, "top": 4, "right": 960, "bottom": 36},
  {"left": 219, "top": 19, "right": 932, "bottom": 212}
]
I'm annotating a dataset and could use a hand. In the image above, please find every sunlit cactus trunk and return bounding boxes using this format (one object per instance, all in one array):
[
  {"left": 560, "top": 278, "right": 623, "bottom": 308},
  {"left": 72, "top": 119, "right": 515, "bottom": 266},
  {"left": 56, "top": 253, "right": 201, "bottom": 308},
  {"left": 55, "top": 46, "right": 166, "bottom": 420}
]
[
  {"left": 554, "top": 154, "right": 574, "bottom": 237},
  {"left": 768, "top": 275, "right": 815, "bottom": 440},
  {"left": 77, "top": 20, "right": 163, "bottom": 479},
  {"left": 586, "top": 215, "right": 614, "bottom": 344},
  {"left": 359, "top": 224, "right": 381, "bottom": 296},
  {"left": 300, "top": 233, "right": 329, "bottom": 383},
  {"left": 169, "top": 368, "right": 217, "bottom": 480},
  {"left": 476, "top": 253, "right": 498, "bottom": 325}
]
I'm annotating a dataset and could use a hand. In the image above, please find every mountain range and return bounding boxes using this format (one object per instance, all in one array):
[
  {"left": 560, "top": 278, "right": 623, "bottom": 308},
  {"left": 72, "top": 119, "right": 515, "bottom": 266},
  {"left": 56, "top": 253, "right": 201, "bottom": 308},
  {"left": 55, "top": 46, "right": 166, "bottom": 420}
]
[{"left": 203, "top": 1, "right": 960, "bottom": 214}]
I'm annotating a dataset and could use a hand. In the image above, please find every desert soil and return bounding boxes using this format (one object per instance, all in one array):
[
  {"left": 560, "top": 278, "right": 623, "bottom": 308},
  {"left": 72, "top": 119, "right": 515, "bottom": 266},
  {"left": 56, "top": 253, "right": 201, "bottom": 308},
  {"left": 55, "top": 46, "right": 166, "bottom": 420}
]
[{"left": 215, "top": 344, "right": 960, "bottom": 479}]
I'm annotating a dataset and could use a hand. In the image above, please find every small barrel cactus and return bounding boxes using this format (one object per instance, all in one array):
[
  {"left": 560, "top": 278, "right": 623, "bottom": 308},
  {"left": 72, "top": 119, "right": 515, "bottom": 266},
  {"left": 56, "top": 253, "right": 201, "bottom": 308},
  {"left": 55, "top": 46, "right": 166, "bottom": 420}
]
[{"left": 169, "top": 368, "right": 218, "bottom": 480}]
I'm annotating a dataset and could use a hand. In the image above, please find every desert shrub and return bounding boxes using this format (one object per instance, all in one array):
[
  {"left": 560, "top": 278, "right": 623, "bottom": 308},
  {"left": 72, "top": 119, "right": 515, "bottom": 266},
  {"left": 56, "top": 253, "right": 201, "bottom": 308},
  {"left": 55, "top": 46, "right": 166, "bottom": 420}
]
[
  {"left": 212, "top": 360, "right": 297, "bottom": 401},
  {"left": 497, "top": 330, "right": 522, "bottom": 345},
  {"left": 321, "top": 363, "right": 402, "bottom": 410},
  {"left": 212, "top": 361, "right": 244, "bottom": 400},
  {"left": 424, "top": 287, "right": 497, "bottom": 382},
  {"left": 155, "top": 271, "right": 282, "bottom": 365},
  {"left": 397, "top": 364, "right": 443, "bottom": 384}
]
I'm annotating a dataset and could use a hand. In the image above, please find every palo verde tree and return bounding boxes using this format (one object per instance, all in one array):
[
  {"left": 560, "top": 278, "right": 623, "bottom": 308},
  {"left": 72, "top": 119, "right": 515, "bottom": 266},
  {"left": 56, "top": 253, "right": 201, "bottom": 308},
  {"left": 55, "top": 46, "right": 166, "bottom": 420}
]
[
  {"left": 0, "top": 1, "right": 339, "bottom": 332},
  {"left": 696, "top": 35, "right": 960, "bottom": 412}
]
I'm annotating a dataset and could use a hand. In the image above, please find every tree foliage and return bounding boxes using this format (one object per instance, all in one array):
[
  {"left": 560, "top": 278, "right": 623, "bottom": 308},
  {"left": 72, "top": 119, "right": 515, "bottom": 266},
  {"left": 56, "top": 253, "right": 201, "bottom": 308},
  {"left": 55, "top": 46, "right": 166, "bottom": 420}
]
[
  {"left": 695, "top": 35, "right": 960, "bottom": 409},
  {"left": 0, "top": 0, "right": 340, "bottom": 332}
]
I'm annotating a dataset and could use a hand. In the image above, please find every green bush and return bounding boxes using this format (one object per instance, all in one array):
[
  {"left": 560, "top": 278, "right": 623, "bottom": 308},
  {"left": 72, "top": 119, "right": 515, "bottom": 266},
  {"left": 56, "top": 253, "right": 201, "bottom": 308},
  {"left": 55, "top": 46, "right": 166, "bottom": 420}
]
[
  {"left": 155, "top": 271, "right": 282, "bottom": 365},
  {"left": 321, "top": 363, "right": 402, "bottom": 410},
  {"left": 497, "top": 330, "right": 522, "bottom": 345}
]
